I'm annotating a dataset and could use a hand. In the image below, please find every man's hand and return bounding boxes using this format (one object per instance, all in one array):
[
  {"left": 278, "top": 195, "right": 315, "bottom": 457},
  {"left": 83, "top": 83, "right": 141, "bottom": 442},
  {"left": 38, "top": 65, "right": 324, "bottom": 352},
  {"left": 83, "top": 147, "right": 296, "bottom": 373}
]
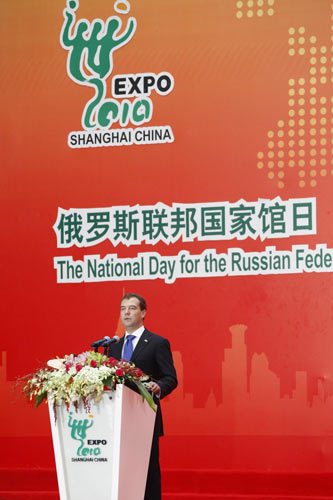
[{"left": 145, "top": 381, "right": 161, "bottom": 395}]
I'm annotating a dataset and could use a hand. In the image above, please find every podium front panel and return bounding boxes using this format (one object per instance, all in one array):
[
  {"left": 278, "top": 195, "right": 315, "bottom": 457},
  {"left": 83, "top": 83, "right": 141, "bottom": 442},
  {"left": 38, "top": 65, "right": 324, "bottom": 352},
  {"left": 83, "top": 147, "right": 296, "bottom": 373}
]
[
  {"left": 48, "top": 385, "right": 156, "bottom": 500},
  {"left": 49, "top": 392, "right": 116, "bottom": 500}
]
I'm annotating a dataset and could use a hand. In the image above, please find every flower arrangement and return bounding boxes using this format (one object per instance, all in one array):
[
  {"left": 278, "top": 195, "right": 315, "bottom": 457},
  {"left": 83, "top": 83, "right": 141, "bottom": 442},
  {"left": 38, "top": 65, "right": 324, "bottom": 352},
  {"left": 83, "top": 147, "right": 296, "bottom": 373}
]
[{"left": 21, "top": 351, "right": 156, "bottom": 413}]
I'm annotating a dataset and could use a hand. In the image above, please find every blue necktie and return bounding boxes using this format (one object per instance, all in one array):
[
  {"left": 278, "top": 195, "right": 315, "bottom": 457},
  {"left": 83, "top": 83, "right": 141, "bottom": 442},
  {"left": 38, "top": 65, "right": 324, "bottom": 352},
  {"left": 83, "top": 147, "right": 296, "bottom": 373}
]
[{"left": 123, "top": 335, "right": 135, "bottom": 361}]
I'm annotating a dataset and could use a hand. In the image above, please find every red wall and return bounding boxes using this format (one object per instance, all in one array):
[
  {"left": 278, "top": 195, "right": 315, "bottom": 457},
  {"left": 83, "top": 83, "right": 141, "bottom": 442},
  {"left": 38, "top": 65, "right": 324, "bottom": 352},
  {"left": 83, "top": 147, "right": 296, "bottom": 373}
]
[{"left": 2, "top": 0, "right": 333, "bottom": 472}]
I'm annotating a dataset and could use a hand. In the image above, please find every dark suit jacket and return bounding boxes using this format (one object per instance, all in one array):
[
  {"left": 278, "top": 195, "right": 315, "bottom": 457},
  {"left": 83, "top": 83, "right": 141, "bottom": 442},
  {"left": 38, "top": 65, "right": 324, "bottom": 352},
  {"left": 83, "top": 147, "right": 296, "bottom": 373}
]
[{"left": 108, "top": 328, "right": 177, "bottom": 437}]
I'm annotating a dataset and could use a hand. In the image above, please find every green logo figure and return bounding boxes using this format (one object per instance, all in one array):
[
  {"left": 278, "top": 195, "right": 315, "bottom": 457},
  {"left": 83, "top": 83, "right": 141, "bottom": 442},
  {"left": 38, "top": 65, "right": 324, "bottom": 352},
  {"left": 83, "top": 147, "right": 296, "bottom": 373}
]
[
  {"left": 60, "top": 0, "right": 136, "bottom": 129},
  {"left": 68, "top": 412, "right": 101, "bottom": 456}
]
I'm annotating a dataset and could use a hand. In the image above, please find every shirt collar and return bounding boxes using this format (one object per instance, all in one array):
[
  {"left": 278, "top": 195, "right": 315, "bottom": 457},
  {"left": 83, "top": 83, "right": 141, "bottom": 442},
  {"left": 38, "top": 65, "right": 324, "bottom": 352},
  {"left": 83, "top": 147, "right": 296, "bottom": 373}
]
[{"left": 125, "top": 325, "right": 145, "bottom": 338}]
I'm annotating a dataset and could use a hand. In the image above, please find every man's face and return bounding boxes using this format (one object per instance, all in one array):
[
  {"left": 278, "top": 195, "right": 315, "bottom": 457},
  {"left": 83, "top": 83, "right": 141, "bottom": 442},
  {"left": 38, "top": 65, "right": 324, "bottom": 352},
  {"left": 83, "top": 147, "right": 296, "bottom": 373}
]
[{"left": 120, "top": 297, "right": 146, "bottom": 333}]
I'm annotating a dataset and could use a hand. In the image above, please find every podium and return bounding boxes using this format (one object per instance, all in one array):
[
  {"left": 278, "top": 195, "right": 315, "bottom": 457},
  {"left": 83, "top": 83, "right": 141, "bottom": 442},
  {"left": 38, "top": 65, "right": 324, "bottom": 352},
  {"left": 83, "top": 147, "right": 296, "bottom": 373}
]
[{"left": 48, "top": 384, "right": 156, "bottom": 500}]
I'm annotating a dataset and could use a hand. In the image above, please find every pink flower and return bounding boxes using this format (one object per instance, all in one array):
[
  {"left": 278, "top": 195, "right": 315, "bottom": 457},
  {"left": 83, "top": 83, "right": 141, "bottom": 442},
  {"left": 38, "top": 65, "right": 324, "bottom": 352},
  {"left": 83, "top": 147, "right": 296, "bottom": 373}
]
[
  {"left": 115, "top": 368, "right": 124, "bottom": 377},
  {"left": 90, "top": 360, "right": 97, "bottom": 368},
  {"left": 76, "top": 364, "right": 83, "bottom": 372},
  {"left": 65, "top": 364, "right": 72, "bottom": 372}
]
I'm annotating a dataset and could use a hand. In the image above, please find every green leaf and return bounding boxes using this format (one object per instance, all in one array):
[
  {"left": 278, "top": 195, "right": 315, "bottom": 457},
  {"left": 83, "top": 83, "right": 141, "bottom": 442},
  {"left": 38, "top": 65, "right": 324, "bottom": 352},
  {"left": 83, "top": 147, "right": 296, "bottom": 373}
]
[
  {"left": 35, "top": 392, "right": 47, "bottom": 408},
  {"left": 103, "top": 376, "right": 115, "bottom": 389},
  {"left": 134, "top": 381, "right": 157, "bottom": 412}
]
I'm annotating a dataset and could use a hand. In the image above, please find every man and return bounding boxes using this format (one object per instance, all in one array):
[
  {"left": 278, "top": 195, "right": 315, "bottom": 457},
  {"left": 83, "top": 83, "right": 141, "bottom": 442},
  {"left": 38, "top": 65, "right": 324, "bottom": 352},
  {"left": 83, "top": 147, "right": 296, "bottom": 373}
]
[{"left": 108, "top": 293, "right": 178, "bottom": 500}]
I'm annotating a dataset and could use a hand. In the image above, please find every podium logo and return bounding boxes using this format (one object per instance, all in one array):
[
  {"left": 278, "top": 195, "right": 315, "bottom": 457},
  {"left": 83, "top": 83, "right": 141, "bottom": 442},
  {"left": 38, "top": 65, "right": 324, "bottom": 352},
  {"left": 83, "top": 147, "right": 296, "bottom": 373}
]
[
  {"left": 68, "top": 412, "right": 104, "bottom": 457},
  {"left": 60, "top": 0, "right": 174, "bottom": 148}
]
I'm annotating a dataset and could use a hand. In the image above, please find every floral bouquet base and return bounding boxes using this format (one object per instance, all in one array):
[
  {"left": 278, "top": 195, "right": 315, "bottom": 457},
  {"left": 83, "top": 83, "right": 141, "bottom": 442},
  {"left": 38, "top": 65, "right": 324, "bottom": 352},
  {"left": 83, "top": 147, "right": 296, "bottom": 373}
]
[{"left": 21, "top": 351, "right": 156, "bottom": 414}]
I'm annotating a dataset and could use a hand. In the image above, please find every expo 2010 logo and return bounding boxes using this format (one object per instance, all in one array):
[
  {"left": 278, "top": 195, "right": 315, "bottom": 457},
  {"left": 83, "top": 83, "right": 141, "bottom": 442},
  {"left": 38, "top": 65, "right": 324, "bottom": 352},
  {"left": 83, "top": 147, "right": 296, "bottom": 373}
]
[{"left": 60, "top": 0, "right": 174, "bottom": 148}]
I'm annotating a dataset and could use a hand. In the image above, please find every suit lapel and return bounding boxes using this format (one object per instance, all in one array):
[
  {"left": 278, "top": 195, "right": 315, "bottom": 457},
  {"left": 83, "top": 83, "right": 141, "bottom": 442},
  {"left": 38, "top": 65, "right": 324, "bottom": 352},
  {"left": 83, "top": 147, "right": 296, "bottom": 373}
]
[
  {"left": 131, "top": 329, "right": 150, "bottom": 363},
  {"left": 111, "top": 336, "right": 124, "bottom": 360}
]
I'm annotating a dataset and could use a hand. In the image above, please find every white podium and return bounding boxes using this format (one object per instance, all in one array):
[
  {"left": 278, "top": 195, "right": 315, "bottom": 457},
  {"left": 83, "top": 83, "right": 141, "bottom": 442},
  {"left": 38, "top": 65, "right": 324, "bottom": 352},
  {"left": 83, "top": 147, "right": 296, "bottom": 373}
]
[{"left": 48, "top": 384, "right": 156, "bottom": 500}]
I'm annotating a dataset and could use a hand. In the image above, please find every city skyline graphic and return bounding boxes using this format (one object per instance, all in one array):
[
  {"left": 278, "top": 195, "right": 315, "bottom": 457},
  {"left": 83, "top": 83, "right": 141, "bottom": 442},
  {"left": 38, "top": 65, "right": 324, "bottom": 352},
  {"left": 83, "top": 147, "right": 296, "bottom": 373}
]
[
  {"left": 1, "top": 323, "right": 333, "bottom": 437},
  {"left": 164, "top": 324, "right": 333, "bottom": 436}
]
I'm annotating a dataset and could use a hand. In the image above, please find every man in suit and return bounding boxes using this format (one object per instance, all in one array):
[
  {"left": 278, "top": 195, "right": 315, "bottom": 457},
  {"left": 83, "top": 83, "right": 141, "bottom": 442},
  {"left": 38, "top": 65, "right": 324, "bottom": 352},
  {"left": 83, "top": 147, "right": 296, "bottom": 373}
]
[{"left": 108, "top": 292, "right": 178, "bottom": 500}]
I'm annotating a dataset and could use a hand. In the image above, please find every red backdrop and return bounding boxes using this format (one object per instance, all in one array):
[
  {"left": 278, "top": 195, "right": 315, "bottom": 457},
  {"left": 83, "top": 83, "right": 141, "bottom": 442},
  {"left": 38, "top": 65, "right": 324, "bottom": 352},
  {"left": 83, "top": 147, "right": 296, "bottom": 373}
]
[{"left": 2, "top": 0, "right": 333, "bottom": 473}]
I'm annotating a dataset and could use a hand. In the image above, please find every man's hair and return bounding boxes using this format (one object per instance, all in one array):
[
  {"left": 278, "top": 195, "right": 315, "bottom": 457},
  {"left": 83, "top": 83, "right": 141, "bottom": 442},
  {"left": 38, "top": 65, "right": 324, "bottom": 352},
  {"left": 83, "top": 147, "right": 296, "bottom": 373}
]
[{"left": 121, "top": 293, "right": 147, "bottom": 311}]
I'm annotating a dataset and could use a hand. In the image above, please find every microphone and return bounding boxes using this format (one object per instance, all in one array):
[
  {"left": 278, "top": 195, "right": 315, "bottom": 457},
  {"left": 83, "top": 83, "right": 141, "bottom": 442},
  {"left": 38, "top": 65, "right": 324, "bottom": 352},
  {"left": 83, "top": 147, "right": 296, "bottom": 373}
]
[
  {"left": 101, "top": 335, "right": 120, "bottom": 347},
  {"left": 91, "top": 336, "right": 111, "bottom": 348}
]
